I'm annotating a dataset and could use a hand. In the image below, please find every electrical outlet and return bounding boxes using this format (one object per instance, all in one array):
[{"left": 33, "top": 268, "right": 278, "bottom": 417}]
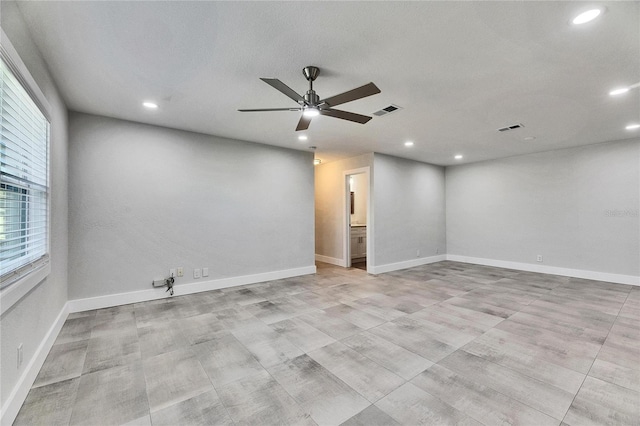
[
  {"left": 170, "top": 268, "right": 176, "bottom": 277},
  {"left": 17, "top": 343, "right": 23, "bottom": 369},
  {"left": 536, "top": 255, "right": 543, "bottom": 263},
  {"left": 202, "top": 268, "right": 209, "bottom": 277},
  {"left": 194, "top": 268, "right": 201, "bottom": 279},
  {"left": 416, "top": 249, "right": 420, "bottom": 257},
  {"left": 177, "top": 267, "right": 184, "bottom": 277}
]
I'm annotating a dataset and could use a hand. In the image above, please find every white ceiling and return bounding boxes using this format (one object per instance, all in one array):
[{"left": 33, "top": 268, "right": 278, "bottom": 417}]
[{"left": 15, "top": 1, "right": 640, "bottom": 165}]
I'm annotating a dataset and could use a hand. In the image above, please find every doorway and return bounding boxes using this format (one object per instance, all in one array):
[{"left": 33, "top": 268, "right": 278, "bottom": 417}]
[{"left": 344, "top": 168, "right": 370, "bottom": 272}]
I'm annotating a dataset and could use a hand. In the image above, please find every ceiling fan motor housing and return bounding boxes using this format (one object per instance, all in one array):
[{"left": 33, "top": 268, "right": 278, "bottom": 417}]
[{"left": 304, "top": 90, "right": 320, "bottom": 106}]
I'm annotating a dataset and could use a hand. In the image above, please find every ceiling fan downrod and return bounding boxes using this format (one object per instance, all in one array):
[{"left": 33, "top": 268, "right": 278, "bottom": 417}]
[{"left": 302, "top": 66, "right": 320, "bottom": 105}]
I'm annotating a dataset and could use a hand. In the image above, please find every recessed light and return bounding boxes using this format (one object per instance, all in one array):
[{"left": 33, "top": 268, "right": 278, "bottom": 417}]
[
  {"left": 313, "top": 159, "right": 322, "bottom": 165},
  {"left": 609, "top": 87, "right": 630, "bottom": 96},
  {"left": 454, "top": 154, "right": 463, "bottom": 160},
  {"left": 404, "top": 141, "right": 414, "bottom": 147},
  {"left": 143, "top": 101, "right": 158, "bottom": 109},
  {"left": 572, "top": 8, "right": 602, "bottom": 25},
  {"left": 298, "top": 135, "right": 308, "bottom": 141},
  {"left": 626, "top": 124, "right": 640, "bottom": 130}
]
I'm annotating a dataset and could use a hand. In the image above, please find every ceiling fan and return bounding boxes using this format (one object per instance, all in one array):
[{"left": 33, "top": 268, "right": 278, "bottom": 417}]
[{"left": 238, "top": 66, "right": 381, "bottom": 131}]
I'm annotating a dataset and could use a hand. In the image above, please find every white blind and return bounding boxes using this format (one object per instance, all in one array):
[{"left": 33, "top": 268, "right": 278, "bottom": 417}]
[{"left": 0, "top": 55, "right": 50, "bottom": 287}]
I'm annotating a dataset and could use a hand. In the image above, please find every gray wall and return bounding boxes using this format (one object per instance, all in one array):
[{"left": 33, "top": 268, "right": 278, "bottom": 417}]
[
  {"left": 68, "top": 112, "right": 315, "bottom": 300},
  {"left": 373, "top": 154, "right": 447, "bottom": 266},
  {"left": 446, "top": 139, "right": 640, "bottom": 277},
  {"left": 315, "top": 153, "right": 373, "bottom": 262},
  {"left": 1, "top": 1, "right": 69, "bottom": 410}
]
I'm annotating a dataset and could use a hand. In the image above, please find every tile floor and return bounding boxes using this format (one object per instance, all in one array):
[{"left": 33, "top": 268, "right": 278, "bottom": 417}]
[{"left": 14, "top": 261, "right": 640, "bottom": 425}]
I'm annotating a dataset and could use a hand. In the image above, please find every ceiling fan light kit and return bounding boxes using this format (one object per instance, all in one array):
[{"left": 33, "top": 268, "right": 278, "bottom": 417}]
[{"left": 239, "top": 66, "right": 381, "bottom": 131}]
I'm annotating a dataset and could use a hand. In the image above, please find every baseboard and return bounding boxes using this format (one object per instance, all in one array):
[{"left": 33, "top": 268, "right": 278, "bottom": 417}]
[
  {"left": 315, "top": 254, "right": 347, "bottom": 267},
  {"left": 446, "top": 255, "right": 640, "bottom": 286},
  {"left": 67, "top": 265, "right": 317, "bottom": 313},
  {"left": 1, "top": 302, "right": 69, "bottom": 426},
  {"left": 369, "top": 255, "right": 447, "bottom": 275}
]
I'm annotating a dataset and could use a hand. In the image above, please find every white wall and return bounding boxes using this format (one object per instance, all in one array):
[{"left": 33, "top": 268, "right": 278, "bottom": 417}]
[
  {"left": 315, "top": 153, "right": 373, "bottom": 265},
  {"left": 372, "top": 153, "right": 447, "bottom": 269},
  {"left": 68, "top": 112, "right": 315, "bottom": 301},
  {"left": 446, "top": 139, "right": 640, "bottom": 280},
  {"left": 0, "top": 1, "right": 69, "bottom": 419}
]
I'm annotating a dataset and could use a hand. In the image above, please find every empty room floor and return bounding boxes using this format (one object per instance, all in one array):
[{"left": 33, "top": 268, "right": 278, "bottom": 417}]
[{"left": 15, "top": 261, "right": 639, "bottom": 425}]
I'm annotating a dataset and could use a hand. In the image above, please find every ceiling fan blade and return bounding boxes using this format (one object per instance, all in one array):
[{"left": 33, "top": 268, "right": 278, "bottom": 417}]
[
  {"left": 320, "top": 82, "right": 381, "bottom": 108},
  {"left": 320, "top": 108, "right": 372, "bottom": 124},
  {"left": 260, "top": 78, "right": 305, "bottom": 104},
  {"left": 296, "top": 114, "right": 312, "bottom": 131},
  {"left": 238, "top": 108, "right": 301, "bottom": 112}
]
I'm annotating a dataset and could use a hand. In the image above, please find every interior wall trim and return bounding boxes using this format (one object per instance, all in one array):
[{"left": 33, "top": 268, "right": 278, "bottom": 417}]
[
  {"left": 1, "top": 302, "right": 69, "bottom": 426},
  {"left": 446, "top": 255, "right": 640, "bottom": 286},
  {"left": 67, "top": 265, "right": 317, "bottom": 313},
  {"left": 368, "top": 255, "right": 447, "bottom": 275}
]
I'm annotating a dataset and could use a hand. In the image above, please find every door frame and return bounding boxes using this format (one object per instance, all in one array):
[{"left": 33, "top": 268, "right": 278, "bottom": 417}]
[{"left": 343, "top": 167, "right": 372, "bottom": 273}]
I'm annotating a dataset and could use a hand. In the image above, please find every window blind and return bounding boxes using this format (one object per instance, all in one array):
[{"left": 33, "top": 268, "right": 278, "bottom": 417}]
[{"left": 0, "top": 55, "right": 50, "bottom": 288}]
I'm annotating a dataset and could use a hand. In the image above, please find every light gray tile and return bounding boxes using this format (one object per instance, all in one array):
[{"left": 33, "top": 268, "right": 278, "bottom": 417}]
[
  {"left": 137, "top": 321, "right": 189, "bottom": 359},
  {"left": 298, "top": 310, "right": 365, "bottom": 340},
  {"left": 342, "top": 331, "right": 433, "bottom": 380},
  {"left": 270, "top": 317, "right": 336, "bottom": 353},
  {"left": 411, "top": 365, "right": 558, "bottom": 426},
  {"left": 178, "top": 312, "right": 228, "bottom": 345},
  {"left": 143, "top": 348, "right": 213, "bottom": 412},
  {"left": 232, "top": 322, "right": 304, "bottom": 367},
  {"left": 441, "top": 297, "right": 516, "bottom": 320},
  {"left": 369, "top": 318, "right": 458, "bottom": 362},
  {"left": 563, "top": 376, "right": 640, "bottom": 426},
  {"left": 589, "top": 359, "right": 640, "bottom": 392},
  {"left": 323, "top": 303, "right": 387, "bottom": 329},
  {"left": 217, "top": 369, "right": 314, "bottom": 426},
  {"left": 192, "top": 334, "right": 265, "bottom": 386},
  {"left": 83, "top": 332, "right": 141, "bottom": 374},
  {"left": 121, "top": 415, "right": 152, "bottom": 426},
  {"left": 91, "top": 310, "right": 138, "bottom": 339},
  {"left": 428, "top": 301, "right": 505, "bottom": 328},
  {"left": 375, "top": 383, "right": 480, "bottom": 426},
  {"left": 308, "top": 342, "right": 405, "bottom": 403},
  {"left": 440, "top": 350, "right": 574, "bottom": 420},
  {"left": 70, "top": 362, "right": 148, "bottom": 426},
  {"left": 462, "top": 337, "right": 585, "bottom": 395},
  {"left": 475, "top": 328, "right": 596, "bottom": 374},
  {"left": 150, "top": 389, "right": 233, "bottom": 426},
  {"left": 14, "top": 378, "right": 80, "bottom": 426},
  {"left": 268, "top": 354, "right": 370, "bottom": 425},
  {"left": 33, "top": 340, "right": 88, "bottom": 388},
  {"left": 55, "top": 317, "right": 94, "bottom": 344},
  {"left": 134, "top": 301, "right": 179, "bottom": 329},
  {"left": 340, "top": 405, "right": 401, "bottom": 426},
  {"left": 344, "top": 296, "right": 407, "bottom": 321}
]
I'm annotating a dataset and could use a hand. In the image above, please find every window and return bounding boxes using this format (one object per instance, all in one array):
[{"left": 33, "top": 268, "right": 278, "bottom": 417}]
[{"left": 0, "top": 55, "right": 50, "bottom": 290}]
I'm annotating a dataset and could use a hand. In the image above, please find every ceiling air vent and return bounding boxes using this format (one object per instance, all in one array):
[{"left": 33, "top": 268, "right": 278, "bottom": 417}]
[
  {"left": 373, "top": 104, "right": 402, "bottom": 117},
  {"left": 497, "top": 123, "right": 524, "bottom": 132}
]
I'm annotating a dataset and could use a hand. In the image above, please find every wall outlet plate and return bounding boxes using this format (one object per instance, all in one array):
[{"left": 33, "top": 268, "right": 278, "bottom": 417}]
[
  {"left": 536, "top": 255, "right": 543, "bottom": 262},
  {"left": 194, "top": 268, "right": 201, "bottom": 279},
  {"left": 177, "top": 267, "right": 184, "bottom": 277},
  {"left": 202, "top": 268, "right": 209, "bottom": 277},
  {"left": 17, "top": 343, "right": 23, "bottom": 369}
]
